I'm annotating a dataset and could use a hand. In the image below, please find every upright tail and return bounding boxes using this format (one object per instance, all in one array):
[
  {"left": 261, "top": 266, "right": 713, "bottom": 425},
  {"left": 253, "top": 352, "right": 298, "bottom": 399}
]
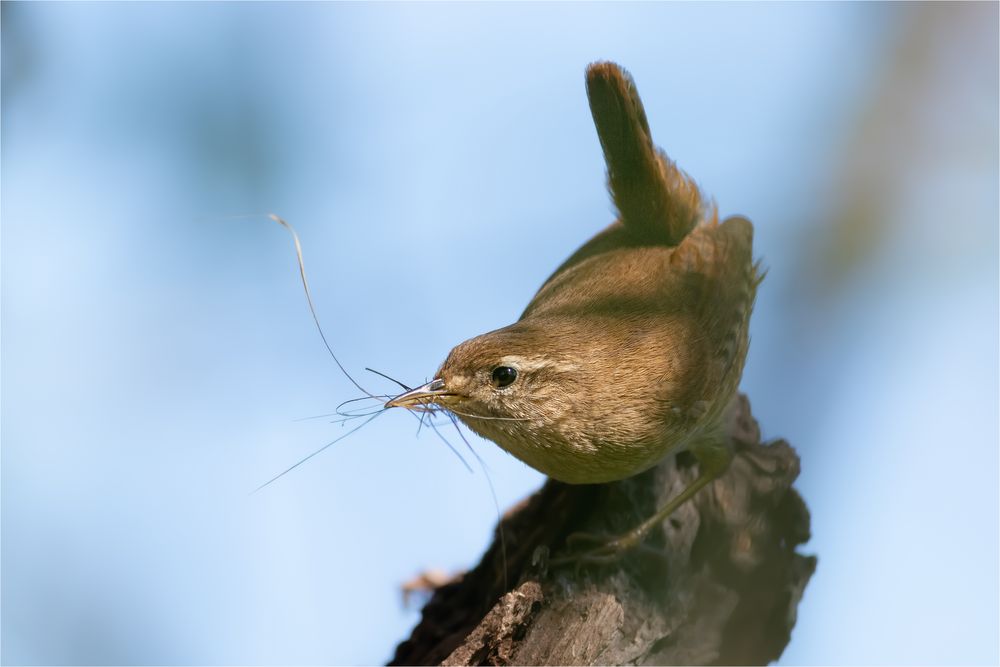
[{"left": 586, "top": 61, "right": 711, "bottom": 247}]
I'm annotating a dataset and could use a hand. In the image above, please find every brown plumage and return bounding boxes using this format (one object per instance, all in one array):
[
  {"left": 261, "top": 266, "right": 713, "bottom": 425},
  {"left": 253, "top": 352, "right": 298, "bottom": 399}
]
[{"left": 387, "top": 62, "right": 761, "bottom": 556}]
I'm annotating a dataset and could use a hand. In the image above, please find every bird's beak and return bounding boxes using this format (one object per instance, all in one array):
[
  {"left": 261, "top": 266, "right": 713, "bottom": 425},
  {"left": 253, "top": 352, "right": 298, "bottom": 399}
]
[{"left": 384, "top": 378, "right": 452, "bottom": 409}]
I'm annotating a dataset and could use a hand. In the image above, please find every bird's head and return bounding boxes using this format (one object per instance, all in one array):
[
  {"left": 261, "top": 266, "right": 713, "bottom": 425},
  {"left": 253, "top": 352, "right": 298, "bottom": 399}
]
[{"left": 384, "top": 323, "right": 581, "bottom": 431}]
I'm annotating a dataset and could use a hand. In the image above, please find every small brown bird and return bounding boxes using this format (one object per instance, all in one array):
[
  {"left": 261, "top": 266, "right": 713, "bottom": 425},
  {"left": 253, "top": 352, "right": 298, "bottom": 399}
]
[{"left": 387, "top": 62, "right": 761, "bottom": 561}]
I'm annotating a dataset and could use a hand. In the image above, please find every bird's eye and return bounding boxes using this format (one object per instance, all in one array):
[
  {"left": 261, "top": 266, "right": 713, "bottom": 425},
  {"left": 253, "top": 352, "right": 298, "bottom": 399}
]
[{"left": 490, "top": 366, "right": 518, "bottom": 388}]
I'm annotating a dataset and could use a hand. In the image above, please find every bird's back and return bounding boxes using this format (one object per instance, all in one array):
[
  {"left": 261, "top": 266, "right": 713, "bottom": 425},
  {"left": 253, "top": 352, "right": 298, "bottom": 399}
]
[{"left": 522, "top": 216, "right": 759, "bottom": 443}]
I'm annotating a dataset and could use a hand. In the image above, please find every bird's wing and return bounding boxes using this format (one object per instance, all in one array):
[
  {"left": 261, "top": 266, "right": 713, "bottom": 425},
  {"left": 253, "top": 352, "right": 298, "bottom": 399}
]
[{"left": 668, "top": 215, "right": 762, "bottom": 415}]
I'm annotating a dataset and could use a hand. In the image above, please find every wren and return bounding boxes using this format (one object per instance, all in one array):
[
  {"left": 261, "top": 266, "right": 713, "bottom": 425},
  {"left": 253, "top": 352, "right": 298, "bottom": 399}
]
[{"left": 386, "top": 62, "right": 761, "bottom": 562}]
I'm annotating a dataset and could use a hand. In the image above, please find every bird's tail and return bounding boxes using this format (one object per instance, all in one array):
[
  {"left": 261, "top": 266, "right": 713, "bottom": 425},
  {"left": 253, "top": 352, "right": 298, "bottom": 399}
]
[{"left": 586, "top": 61, "right": 714, "bottom": 247}]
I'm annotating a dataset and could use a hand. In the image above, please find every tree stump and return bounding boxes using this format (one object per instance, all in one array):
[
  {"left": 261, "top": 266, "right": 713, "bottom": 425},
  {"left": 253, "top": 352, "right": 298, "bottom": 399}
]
[{"left": 390, "top": 395, "right": 814, "bottom": 666}]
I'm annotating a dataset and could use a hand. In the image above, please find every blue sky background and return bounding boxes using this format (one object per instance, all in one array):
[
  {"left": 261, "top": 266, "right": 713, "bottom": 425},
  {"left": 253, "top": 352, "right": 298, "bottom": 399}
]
[{"left": 2, "top": 3, "right": 997, "bottom": 665}]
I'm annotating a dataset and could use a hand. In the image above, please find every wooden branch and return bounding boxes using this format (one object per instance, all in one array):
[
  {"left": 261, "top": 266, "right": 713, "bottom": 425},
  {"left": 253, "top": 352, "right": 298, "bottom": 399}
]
[{"left": 390, "top": 395, "right": 815, "bottom": 666}]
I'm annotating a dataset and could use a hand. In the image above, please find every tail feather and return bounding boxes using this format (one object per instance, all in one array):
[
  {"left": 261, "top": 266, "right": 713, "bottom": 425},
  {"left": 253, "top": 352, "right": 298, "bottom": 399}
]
[{"left": 586, "top": 62, "right": 710, "bottom": 246}]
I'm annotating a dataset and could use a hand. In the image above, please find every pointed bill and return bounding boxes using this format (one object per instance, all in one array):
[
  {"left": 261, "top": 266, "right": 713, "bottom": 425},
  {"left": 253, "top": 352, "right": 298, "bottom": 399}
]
[{"left": 384, "top": 379, "right": 452, "bottom": 409}]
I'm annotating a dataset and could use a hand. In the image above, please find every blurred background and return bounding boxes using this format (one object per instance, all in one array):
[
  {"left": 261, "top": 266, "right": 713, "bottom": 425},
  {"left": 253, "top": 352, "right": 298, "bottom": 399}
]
[{"left": 2, "top": 3, "right": 997, "bottom": 665}]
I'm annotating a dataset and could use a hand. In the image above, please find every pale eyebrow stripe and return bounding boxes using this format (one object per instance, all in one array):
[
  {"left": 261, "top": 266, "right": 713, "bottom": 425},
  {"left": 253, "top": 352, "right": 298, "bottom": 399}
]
[{"left": 499, "top": 355, "right": 580, "bottom": 373}]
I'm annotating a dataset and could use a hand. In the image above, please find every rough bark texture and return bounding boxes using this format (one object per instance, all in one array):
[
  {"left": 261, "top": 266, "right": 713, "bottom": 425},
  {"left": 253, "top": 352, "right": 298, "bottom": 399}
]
[{"left": 390, "top": 396, "right": 815, "bottom": 666}]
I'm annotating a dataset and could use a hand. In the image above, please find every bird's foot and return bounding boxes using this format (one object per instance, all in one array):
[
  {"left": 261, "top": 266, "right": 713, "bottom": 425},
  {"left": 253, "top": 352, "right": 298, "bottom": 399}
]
[{"left": 550, "top": 528, "right": 656, "bottom": 568}]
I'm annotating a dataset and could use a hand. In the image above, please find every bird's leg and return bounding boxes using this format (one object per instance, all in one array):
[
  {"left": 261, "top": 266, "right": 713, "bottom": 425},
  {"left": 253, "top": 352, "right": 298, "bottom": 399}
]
[{"left": 553, "top": 438, "right": 734, "bottom": 567}]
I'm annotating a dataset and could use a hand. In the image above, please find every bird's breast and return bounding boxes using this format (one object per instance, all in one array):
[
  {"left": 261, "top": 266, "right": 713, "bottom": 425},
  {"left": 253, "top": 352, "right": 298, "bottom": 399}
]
[{"left": 457, "top": 405, "right": 696, "bottom": 484}]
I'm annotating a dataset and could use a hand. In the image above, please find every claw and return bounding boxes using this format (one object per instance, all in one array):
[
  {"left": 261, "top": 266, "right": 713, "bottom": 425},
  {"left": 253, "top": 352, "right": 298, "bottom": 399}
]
[
  {"left": 564, "top": 531, "right": 608, "bottom": 549},
  {"left": 551, "top": 531, "right": 641, "bottom": 568}
]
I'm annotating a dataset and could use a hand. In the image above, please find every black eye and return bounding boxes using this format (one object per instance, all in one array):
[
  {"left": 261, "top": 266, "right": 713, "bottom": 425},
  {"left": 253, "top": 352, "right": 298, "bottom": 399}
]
[{"left": 491, "top": 366, "right": 518, "bottom": 388}]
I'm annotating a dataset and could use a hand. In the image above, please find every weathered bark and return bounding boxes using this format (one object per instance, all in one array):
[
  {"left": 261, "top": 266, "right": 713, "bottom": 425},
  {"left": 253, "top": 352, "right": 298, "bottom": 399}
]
[{"left": 390, "top": 396, "right": 814, "bottom": 666}]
